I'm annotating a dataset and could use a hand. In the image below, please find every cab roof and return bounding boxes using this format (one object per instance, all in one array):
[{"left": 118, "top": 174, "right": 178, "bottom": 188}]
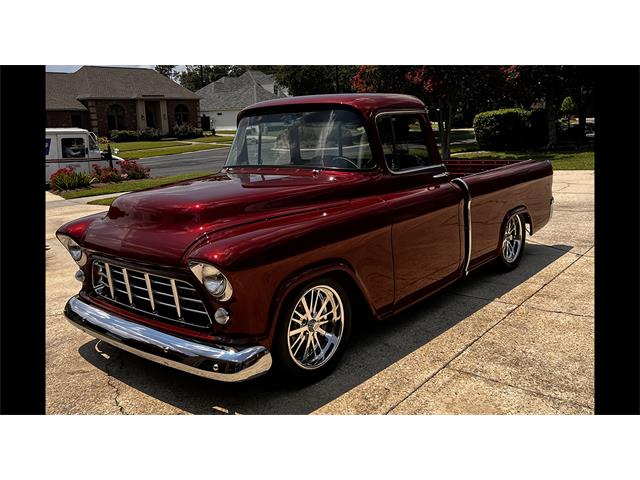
[
  {"left": 239, "top": 93, "right": 426, "bottom": 120},
  {"left": 46, "top": 128, "right": 91, "bottom": 134}
]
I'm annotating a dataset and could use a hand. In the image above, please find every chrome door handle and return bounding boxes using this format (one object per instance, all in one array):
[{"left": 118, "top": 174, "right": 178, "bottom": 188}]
[{"left": 433, "top": 172, "right": 449, "bottom": 178}]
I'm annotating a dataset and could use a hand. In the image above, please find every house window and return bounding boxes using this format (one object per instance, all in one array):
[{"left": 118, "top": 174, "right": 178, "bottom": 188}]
[
  {"left": 174, "top": 104, "right": 189, "bottom": 125},
  {"left": 107, "top": 104, "right": 126, "bottom": 131}
]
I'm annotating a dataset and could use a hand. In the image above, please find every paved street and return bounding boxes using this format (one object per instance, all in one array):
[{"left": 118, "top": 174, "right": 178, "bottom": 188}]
[
  {"left": 45, "top": 170, "right": 593, "bottom": 414},
  {"left": 137, "top": 146, "right": 230, "bottom": 177}
]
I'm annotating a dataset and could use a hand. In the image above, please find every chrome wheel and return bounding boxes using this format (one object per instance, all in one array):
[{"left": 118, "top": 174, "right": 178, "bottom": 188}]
[
  {"left": 502, "top": 214, "right": 523, "bottom": 263},
  {"left": 287, "top": 285, "right": 344, "bottom": 370}
]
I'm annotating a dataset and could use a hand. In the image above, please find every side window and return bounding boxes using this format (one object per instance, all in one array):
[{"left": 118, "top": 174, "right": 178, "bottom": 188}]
[
  {"left": 61, "top": 138, "right": 86, "bottom": 158},
  {"left": 377, "top": 113, "right": 432, "bottom": 172}
]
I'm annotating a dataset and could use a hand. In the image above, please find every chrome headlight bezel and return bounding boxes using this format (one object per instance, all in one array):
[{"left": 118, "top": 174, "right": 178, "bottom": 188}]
[
  {"left": 189, "top": 261, "right": 233, "bottom": 302},
  {"left": 56, "top": 233, "right": 87, "bottom": 267}
]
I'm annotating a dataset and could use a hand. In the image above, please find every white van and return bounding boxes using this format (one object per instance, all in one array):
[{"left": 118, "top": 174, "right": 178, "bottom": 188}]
[{"left": 45, "top": 128, "right": 122, "bottom": 184}]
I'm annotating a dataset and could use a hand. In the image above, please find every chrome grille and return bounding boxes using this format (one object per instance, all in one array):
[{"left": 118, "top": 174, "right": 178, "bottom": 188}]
[{"left": 92, "top": 259, "right": 212, "bottom": 329}]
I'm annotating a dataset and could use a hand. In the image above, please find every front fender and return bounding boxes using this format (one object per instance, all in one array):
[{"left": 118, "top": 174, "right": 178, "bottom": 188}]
[{"left": 56, "top": 212, "right": 107, "bottom": 243}]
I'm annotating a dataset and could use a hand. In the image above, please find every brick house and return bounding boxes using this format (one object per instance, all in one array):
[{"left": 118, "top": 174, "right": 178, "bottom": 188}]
[{"left": 46, "top": 66, "right": 201, "bottom": 136}]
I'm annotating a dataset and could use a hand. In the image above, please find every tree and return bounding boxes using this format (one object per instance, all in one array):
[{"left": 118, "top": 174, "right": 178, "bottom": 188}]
[
  {"left": 501, "top": 65, "right": 594, "bottom": 147},
  {"left": 155, "top": 65, "right": 177, "bottom": 81},
  {"left": 177, "top": 66, "right": 246, "bottom": 91},
  {"left": 351, "top": 66, "right": 416, "bottom": 93},
  {"left": 352, "top": 66, "right": 500, "bottom": 159},
  {"left": 273, "top": 66, "right": 359, "bottom": 96},
  {"left": 560, "top": 96, "right": 576, "bottom": 131}
]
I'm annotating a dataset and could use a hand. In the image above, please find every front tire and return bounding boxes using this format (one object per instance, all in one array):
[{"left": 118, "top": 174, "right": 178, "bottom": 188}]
[
  {"left": 271, "top": 278, "right": 352, "bottom": 383},
  {"left": 497, "top": 213, "right": 526, "bottom": 271}
]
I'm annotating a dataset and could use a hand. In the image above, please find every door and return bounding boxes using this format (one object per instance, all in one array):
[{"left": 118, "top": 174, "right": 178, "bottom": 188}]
[
  {"left": 87, "top": 132, "right": 106, "bottom": 165},
  {"left": 376, "top": 111, "right": 464, "bottom": 307},
  {"left": 45, "top": 136, "right": 56, "bottom": 183}
]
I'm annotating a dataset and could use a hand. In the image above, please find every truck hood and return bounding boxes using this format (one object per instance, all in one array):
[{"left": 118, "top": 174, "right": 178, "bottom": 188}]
[{"left": 81, "top": 168, "right": 373, "bottom": 266}]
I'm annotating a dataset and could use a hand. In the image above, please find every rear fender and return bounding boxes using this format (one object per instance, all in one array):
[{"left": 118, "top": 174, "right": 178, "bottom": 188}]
[{"left": 496, "top": 205, "right": 531, "bottom": 255}]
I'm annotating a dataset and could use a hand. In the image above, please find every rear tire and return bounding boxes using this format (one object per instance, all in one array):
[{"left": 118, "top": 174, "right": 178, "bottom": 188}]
[
  {"left": 271, "top": 277, "right": 352, "bottom": 383},
  {"left": 497, "top": 213, "right": 526, "bottom": 271}
]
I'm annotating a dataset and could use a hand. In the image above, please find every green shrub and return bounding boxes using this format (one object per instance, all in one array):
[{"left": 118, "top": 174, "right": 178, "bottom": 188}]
[
  {"left": 172, "top": 123, "right": 203, "bottom": 139},
  {"left": 109, "top": 130, "right": 139, "bottom": 142},
  {"left": 473, "top": 108, "right": 546, "bottom": 150},
  {"left": 50, "top": 167, "right": 96, "bottom": 190},
  {"left": 560, "top": 96, "right": 576, "bottom": 116},
  {"left": 137, "top": 127, "right": 162, "bottom": 141}
]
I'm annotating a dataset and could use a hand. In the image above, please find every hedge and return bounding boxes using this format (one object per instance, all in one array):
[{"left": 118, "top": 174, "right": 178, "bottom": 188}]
[
  {"left": 108, "top": 127, "right": 162, "bottom": 142},
  {"left": 473, "top": 108, "right": 546, "bottom": 150},
  {"left": 172, "top": 123, "right": 203, "bottom": 139}
]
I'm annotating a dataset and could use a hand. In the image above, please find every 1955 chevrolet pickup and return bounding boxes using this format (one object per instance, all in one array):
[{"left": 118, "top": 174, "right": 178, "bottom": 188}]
[{"left": 58, "top": 93, "right": 554, "bottom": 383}]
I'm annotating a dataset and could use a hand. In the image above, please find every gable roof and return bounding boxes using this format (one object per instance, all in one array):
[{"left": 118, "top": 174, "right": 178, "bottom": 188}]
[
  {"left": 46, "top": 66, "right": 199, "bottom": 111},
  {"left": 196, "top": 70, "right": 281, "bottom": 111},
  {"left": 46, "top": 73, "right": 87, "bottom": 110},
  {"left": 199, "top": 84, "right": 281, "bottom": 111}
]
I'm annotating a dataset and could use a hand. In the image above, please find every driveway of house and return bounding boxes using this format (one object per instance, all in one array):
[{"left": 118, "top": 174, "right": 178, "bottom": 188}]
[{"left": 45, "top": 171, "right": 594, "bottom": 414}]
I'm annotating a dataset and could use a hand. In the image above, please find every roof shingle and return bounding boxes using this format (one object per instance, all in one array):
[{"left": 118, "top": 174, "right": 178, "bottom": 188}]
[
  {"left": 46, "top": 66, "right": 199, "bottom": 111},
  {"left": 196, "top": 70, "right": 281, "bottom": 111}
]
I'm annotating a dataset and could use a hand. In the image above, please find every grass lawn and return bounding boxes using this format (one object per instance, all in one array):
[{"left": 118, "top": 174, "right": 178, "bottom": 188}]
[
  {"left": 452, "top": 148, "right": 594, "bottom": 170},
  {"left": 59, "top": 171, "right": 216, "bottom": 199},
  {"left": 87, "top": 197, "right": 119, "bottom": 206},
  {"left": 215, "top": 130, "right": 237, "bottom": 134},
  {"left": 450, "top": 144, "right": 482, "bottom": 154},
  {"left": 189, "top": 135, "right": 235, "bottom": 144},
  {"left": 99, "top": 141, "right": 190, "bottom": 152},
  {"left": 118, "top": 144, "right": 227, "bottom": 159}
]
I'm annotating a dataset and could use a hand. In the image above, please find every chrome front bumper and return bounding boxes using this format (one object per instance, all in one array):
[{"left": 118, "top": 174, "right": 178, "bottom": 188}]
[{"left": 64, "top": 295, "right": 272, "bottom": 382}]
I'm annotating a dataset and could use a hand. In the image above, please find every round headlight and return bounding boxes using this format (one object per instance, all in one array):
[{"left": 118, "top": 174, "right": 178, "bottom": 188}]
[
  {"left": 189, "top": 262, "right": 233, "bottom": 301},
  {"left": 203, "top": 266, "right": 226, "bottom": 296}
]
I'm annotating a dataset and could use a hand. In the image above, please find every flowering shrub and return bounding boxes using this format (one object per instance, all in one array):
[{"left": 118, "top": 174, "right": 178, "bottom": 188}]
[
  {"left": 116, "top": 159, "right": 150, "bottom": 180},
  {"left": 92, "top": 164, "right": 123, "bottom": 183},
  {"left": 50, "top": 167, "right": 96, "bottom": 190}
]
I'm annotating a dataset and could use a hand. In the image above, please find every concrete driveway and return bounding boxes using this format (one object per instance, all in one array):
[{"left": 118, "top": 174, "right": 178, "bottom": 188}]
[{"left": 45, "top": 170, "right": 594, "bottom": 414}]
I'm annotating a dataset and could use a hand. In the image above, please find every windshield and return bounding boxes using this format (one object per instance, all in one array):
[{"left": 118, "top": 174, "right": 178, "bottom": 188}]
[
  {"left": 88, "top": 132, "right": 99, "bottom": 152},
  {"left": 225, "top": 109, "right": 375, "bottom": 170}
]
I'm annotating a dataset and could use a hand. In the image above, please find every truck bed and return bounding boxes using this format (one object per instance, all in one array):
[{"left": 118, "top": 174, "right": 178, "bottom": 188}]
[{"left": 443, "top": 158, "right": 522, "bottom": 177}]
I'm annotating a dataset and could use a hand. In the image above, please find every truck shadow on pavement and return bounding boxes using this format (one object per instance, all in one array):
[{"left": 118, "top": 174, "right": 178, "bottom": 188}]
[{"left": 78, "top": 242, "right": 570, "bottom": 415}]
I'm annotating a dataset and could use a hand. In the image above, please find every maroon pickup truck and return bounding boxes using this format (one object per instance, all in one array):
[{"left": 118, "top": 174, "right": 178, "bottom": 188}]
[{"left": 58, "top": 93, "right": 553, "bottom": 383}]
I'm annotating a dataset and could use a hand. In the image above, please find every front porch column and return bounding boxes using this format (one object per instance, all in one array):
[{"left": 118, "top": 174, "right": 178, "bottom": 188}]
[
  {"left": 136, "top": 100, "right": 147, "bottom": 130},
  {"left": 160, "top": 100, "right": 169, "bottom": 135}
]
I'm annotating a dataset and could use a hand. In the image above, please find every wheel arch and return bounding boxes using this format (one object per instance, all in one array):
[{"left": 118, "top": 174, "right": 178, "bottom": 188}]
[
  {"left": 266, "top": 259, "right": 375, "bottom": 343},
  {"left": 496, "top": 205, "right": 530, "bottom": 255}
]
